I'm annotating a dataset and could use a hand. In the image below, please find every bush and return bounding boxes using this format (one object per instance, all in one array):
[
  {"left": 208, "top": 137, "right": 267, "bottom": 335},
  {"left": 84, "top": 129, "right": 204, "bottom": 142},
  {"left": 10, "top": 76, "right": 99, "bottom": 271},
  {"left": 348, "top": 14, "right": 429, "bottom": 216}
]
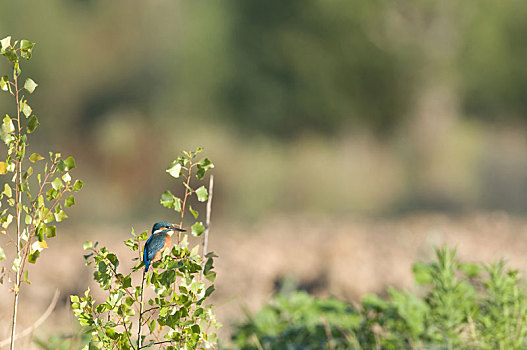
[
  {"left": 231, "top": 247, "right": 527, "bottom": 349},
  {"left": 71, "top": 148, "right": 219, "bottom": 349}
]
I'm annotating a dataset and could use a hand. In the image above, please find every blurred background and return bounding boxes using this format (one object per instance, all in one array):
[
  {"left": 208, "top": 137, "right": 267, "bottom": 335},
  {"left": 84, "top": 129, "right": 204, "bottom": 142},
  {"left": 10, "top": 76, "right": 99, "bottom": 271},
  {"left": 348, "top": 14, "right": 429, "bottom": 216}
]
[{"left": 2, "top": 0, "right": 527, "bottom": 347}]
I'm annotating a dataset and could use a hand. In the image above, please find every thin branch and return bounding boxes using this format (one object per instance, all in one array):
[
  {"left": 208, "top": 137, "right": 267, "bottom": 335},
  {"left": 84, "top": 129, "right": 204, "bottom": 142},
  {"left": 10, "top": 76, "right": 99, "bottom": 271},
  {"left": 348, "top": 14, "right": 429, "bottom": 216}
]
[
  {"left": 203, "top": 175, "right": 213, "bottom": 258},
  {"left": 178, "top": 163, "right": 195, "bottom": 243},
  {"left": 106, "top": 264, "right": 138, "bottom": 305},
  {"left": 18, "top": 181, "right": 68, "bottom": 283},
  {"left": 142, "top": 303, "right": 180, "bottom": 317},
  {"left": 137, "top": 268, "right": 146, "bottom": 349},
  {"left": 1, "top": 289, "right": 60, "bottom": 347},
  {"left": 10, "top": 66, "right": 22, "bottom": 350},
  {"left": 119, "top": 304, "right": 137, "bottom": 350},
  {"left": 201, "top": 175, "right": 214, "bottom": 281},
  {"left": 139, "top": 339, "right": 175, "bottom": 349}
]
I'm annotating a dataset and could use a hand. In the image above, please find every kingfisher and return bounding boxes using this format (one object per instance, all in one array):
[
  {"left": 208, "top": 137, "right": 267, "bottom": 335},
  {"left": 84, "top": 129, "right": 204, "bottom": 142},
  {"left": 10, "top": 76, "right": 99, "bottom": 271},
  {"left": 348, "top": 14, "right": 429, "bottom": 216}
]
[{"left": 143, "top": 221, "right": 186, "bottom": 272}]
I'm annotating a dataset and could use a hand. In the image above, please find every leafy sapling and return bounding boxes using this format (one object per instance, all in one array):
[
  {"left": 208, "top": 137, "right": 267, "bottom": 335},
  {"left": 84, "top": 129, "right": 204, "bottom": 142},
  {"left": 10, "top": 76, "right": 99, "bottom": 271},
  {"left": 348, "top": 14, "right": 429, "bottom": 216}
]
[
  {"left": 0, "top": 36, "right": 83, "bottom": 350},
  {"left": 72, "top": 148, "right": 219, "bottom": 349}
]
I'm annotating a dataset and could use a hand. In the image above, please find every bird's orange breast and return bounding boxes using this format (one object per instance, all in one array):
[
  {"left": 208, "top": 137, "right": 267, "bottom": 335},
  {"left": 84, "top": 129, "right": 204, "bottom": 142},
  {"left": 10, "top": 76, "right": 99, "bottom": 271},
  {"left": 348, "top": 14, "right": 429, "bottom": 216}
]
[{"left": 152, "top": 234, "right": 171, "bottom": 263}]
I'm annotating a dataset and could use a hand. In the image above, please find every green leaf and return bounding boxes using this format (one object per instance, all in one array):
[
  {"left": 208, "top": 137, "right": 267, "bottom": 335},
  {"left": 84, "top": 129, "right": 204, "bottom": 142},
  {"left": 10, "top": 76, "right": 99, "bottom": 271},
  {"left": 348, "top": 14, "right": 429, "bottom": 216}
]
[
  {"left": 189, "top": 206, "right": 199, "bottom": 219},
  {"left": 51, "top": 177, "right": 63, "bottom": 190},
  {"left": 83, "top": 241, "right": 93, "bottom": 250},
  {"left": 0, "top": 246, "right": 5, "bottom": 261},
  {"left": 21, "top": 101, "right": 32, "bottom": 117},
  {"left": 23, "top": 270, "right": 30, "bottom": 284},
  {"left": 64, "top": 156, "right": 76, "bottom": 170},
  {"left": 72, "top": 179, "right": 84, "bottom": 192},
  {"left": 196, "top": 158, "right": 214, "bottom": 180},
  {"left": 22, "top": 166, "right": 33, "bottom": 180},
  {"left": 0, "top": 162, "right": 7, "bottom": 175},
  {"left": 65, "top": 195, "right": 75, "bottom": 208},
  {"left": 20, "top": 40, "right": 35, "bottom": 60},
  {"left": 195, "top": 186, "right": 208, "bottom": 202},
  {"left": 149, "top": 320, "right": 156, "bottom": 333},
  {"left": 2, "top": 116, "right": 14, "bottom": 132},
  {"left": 0, "top": 116, "right": 15, "bottom": 143},
  {"left": 20, "top": 40, "right": 35, "bottom": 51},
  {"left": 28, "top": 250, "right": 40, "bottom": 264},
  {"left": 166, "top": 161, "right": 182, "bottom": 178},
  {"left": 54, "top": 208, "right": 67, "bottom": 222},
  {"left": 204, "top": 285, "right": 215, "bottom": 298},
  {"left": 46, "top": 225, "right": 56, "bottom": 238},
  {"left": 173, "top": 197, "right": 182, "bottom": 212},
  {"left": 0, "top": 36, "right": 11, "bottom": 53},
  {"left": 191, "top": 222, "right": 205, "bottom": 237},
  {"left": 12, "top": 254, "right": 21, "bottom": 272},
  {"left": 27, "top": 115, "right": 39, "bottom": 133},
  {"left": 29, "top": 153, "right": 44, "bottom": 162},
  {"left": 122, "top": 275, "right": 132, "bottom": 288},
  {"left": 62, "top": 172, "right": 71, "bottom": 183},
  {"left": 0, "top": 76, "right": 8, "bottom": 91},
  {"left": 24, "top": 78, "right": 37, "bottom": 93},
  {"left": 4, "top": 48, "right": 18, "bottom": 63},
  {"left": 205, "top": 270, "right": 216, "bottom": 283},
  {"left": 46, "top": 188, "right": 59, "bottom": 201},
  {"left": 3, "top": 184, "right": 12, "bottom": 198},
  {"left": 160, "top": 190, "right": 175, "bottom": 208},
  {"left": 1, "top": 214, "right": 13, "bottom": 229}
]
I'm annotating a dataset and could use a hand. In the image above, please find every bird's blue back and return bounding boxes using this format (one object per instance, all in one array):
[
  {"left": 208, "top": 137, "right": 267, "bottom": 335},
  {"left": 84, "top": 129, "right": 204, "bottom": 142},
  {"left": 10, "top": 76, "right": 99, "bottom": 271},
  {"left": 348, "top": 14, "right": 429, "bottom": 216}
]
[{"left": 144, "top": 232, "right": 168, "bottom": 272}]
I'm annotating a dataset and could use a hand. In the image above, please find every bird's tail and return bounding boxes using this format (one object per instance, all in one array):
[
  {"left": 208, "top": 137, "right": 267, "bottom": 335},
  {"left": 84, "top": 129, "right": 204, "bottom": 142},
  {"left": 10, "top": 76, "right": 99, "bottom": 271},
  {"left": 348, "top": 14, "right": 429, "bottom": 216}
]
[{"left": 144, "top": 260, "right": 150, "bottom": 272}]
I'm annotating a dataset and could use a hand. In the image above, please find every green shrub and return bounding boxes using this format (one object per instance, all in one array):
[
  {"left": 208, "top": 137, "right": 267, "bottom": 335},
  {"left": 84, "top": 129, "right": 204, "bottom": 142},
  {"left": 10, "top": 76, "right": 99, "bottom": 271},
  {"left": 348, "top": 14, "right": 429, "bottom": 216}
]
[
  {"left": 231, "top": 247, "right": 527, "bottom": 349},
  {"left": 0, "top": 36, "right": 82, "bottom": 350},
  {"left": 71, "top": 148, "right": 219, "bottom": 349}
]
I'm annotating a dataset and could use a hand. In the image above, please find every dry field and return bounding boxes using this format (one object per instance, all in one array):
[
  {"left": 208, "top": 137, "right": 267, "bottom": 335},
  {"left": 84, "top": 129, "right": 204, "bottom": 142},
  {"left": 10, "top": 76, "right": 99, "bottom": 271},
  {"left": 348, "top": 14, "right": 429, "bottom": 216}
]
[{"left": 1, "top": 212, "right": 527, "bottom": 347}]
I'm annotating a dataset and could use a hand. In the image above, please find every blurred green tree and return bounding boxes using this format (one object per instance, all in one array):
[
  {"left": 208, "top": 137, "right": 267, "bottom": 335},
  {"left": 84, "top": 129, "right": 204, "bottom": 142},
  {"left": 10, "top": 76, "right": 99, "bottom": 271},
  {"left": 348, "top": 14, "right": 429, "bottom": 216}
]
[
  {"left": 459, "top": 0, "right": 527, "bottom": 122},
  {"left": 221, "top": 0, "right": 417, "bottom": 137}
]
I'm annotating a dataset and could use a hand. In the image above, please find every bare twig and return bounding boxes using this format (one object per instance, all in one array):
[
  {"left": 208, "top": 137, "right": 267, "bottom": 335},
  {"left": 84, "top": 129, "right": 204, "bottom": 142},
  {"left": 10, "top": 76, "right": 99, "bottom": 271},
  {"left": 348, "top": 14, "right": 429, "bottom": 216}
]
[
  {"left": 1, "top": 289, "right": 60, "bottom": 347},
  {"left": 203, "top": 175, "right": 214, "bottom": 259}
]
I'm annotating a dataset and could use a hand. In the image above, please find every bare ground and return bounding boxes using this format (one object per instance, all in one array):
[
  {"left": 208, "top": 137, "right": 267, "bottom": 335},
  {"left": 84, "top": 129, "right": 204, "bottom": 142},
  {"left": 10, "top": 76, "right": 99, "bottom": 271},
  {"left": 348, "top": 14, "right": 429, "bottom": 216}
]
[{"left": 1, "top": 212, "right": 527, "bottom": 347}]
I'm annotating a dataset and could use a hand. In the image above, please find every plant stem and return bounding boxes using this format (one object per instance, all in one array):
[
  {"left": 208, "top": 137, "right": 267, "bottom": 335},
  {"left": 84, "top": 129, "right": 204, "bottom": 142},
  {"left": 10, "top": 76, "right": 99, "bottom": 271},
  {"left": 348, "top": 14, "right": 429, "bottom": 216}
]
[
  {"left": 202, "top": 175, "right": 213, "bottom": 269},
  {"left": 137, "top": 268, "right": 146, "bottom": 349},
  {"left": 10, "top": 69, "right": 22, "bottom": 350},
  {"left": 178, "top": 164, "right": 194, "bottom": 243}
]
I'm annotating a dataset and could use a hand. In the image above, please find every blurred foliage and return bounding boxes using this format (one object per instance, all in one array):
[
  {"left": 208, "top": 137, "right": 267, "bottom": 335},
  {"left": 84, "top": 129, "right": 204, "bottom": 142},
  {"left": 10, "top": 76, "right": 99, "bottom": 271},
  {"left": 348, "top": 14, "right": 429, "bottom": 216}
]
[
  {"left": 2, "top": 1, "right": 527, "bottom": 221},
  {"left": 231, "top": 247, "right": 527, "bottom": 349},
  {"left": 33, "top": 333, "right": 90, "bottom": 350},
  {"left": 221, "top": 0, "right": 418, "bottom": 137},
  {"left": 459, "top": 0, "right": 527, "bottom": 122}
]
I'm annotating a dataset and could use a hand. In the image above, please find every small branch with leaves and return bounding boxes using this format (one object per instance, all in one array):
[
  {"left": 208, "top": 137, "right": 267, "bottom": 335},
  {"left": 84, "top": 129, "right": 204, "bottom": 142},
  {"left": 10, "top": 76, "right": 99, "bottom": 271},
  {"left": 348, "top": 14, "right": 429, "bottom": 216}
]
[
  {"left": 0, "top": 36, "right": 83, "bottom": 350},
  {"left": 72, "top": 148, "right": 219, "bottom": 349}
]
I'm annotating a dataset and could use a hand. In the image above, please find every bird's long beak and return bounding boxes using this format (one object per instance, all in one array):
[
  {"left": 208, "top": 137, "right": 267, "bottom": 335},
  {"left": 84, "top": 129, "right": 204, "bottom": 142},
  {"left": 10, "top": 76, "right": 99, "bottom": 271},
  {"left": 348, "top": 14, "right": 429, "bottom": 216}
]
[
  {"left": 169, "top": 224, "right": 186, "bottom": 232},
  {"left": 166, "top": 225, "right": 186, "bottom": 237}
]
